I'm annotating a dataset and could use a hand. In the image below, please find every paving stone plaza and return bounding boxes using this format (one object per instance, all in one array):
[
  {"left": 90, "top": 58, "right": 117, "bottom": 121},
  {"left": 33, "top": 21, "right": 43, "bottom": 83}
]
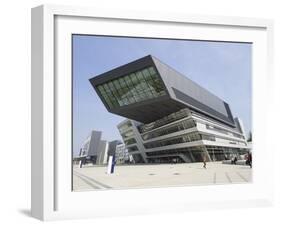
[{"left": 73, "top": 162, "right": 252, "bottom": 191}]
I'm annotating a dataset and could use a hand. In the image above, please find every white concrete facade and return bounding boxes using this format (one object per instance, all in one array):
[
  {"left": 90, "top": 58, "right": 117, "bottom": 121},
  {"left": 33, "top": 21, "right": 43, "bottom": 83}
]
[
  {"left": 118, "top": 108, "right": 250, "bottom": 164},
  {"left": 115, "top": 143, "right": 130, "bottom": 164},
  {"left": 78, "top": 130, "right": 109, "bottom": 165}
]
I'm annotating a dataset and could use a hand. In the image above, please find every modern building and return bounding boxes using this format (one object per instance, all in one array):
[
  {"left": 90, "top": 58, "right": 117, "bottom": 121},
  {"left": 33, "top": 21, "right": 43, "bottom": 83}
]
[
  {"left": 89, "top": 55, "right": 250, "bottom": 164},
  {"left": 115, "top": 143, "right": 130, "bottom": 164},
  {"left": 96, "top": 140, "right": 108, "bottom": 165},
  {"left": 77, "top": 130, "right": 109, "bottom": 165},
  {"left": 107, "top": 140, "right": 122, "bottom": 156},
  {"left": 106, "top": 140, "right": 122, "bottom": 162},
  {"left": 74, "top": 130, "right": 124, "bottom": 166},
  {"left": 78, "top": 130, "right": 101, "bottom": 163}
]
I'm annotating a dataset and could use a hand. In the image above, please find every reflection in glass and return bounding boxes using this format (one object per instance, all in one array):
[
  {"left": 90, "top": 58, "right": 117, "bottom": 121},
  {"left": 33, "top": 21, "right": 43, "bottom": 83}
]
[{"left": 96, "top": 66, "right": 166, "bottom": 109}]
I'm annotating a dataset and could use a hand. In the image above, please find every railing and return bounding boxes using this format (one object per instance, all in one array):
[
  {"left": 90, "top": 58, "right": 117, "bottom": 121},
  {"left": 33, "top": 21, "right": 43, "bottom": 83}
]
[
  {"left": 141, "top": 118, "right": 196, "bottom": 140},
  {"left": 138, "top": 108, "right": 191, "bottom": 133}
]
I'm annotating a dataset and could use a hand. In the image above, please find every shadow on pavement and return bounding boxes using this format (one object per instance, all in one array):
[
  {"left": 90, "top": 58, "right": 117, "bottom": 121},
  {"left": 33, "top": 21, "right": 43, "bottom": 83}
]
[{"left": 18, "top": 209, "right": 31, "bottom": 218}]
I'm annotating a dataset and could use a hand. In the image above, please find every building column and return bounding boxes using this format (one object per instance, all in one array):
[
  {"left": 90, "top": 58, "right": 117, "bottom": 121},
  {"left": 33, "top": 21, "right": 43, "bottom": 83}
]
[
  {"left": 189, "top": 150, "right": 196, "bottom": 162},
  {"left": 131, "top": 121, "right": 148, "bottom": 163},
  {"left": 202, "top": 146, "right": 211, "bottom": 162}
]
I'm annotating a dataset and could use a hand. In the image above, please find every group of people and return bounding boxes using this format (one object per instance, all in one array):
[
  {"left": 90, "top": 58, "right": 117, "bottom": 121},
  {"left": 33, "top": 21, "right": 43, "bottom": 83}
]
[{"left": 202, "top": 151, "right": 252, "bottom": 169}]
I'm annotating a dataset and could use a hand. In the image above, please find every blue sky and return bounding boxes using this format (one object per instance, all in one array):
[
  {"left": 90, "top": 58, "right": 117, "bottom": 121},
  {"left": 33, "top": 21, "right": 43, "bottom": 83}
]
[{"left": 73, "top": 35, "right": 252, "bottom": 156}]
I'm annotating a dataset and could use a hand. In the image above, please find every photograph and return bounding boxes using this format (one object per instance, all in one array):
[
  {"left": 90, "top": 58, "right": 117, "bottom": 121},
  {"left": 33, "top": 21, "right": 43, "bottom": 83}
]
[{"left": 72, "top": 35, "right": 252, "bottom": 191}]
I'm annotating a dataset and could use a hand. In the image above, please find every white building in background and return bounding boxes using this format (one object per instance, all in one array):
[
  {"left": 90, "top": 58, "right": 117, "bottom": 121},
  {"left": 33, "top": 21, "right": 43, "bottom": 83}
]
[
  {"left": 76, "top": 130, "right": 123, "bottom": 165},
  {"left": 115, "top": 143, "right": 130, "bottom": 164},
  {"left": 78, "top": 130, "right": 109, "bottom": 164}
]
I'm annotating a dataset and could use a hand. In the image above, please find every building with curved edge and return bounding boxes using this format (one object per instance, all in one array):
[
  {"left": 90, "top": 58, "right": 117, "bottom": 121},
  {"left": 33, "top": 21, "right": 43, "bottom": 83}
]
[{"left": 89, "top": 55, "right": 250, "bottom": 164}]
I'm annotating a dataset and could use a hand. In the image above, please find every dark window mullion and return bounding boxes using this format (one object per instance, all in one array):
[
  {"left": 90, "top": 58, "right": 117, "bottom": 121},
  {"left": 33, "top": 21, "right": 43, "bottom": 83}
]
[
  {"left": 97, "top": 85, "right": 114, "bottom": 109},
  {"left": 124, "top": 75, "right": 138, "bottom": 103},
  {"left": 112, "top": 80, "right": 125, "bottom": 106},
  {"left": 101, "top": 92, "right": 114, "bottom": 109},
  {"left": 105, "top": 82, "right": 120, "bottom": 107},
  {"left": 117, "top": 78, "right": 130, "bottom": 105},
  {"left": 138, "top": 70, "right": 154, "bottom": 98},
  {"left": 129, "top": 73, "right": 143, "bottom": 100}
]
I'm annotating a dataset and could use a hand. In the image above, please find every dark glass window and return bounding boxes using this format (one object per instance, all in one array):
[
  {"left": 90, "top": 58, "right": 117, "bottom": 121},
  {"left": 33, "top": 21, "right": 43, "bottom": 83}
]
[
  {"left": 128, "top": 146, "right": 139, "bottom": 153},
  {"left": 125, "top": 138, "right": 137, "bottom": 146},
  {"left": 96, "top": 66, "right": 166, "bottom": 109},
  {"left": 148, "top": 66, "right": 156, "bottom": 75},
  {"left": 144, "top": 132, "right": 202, "bottom": 149}
]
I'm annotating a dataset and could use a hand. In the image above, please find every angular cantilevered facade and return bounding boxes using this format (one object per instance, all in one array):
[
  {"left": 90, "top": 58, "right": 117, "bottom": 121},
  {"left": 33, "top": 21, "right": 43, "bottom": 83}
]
[{"left": 89, "top": 55, "right": 250, "bottom": 163}]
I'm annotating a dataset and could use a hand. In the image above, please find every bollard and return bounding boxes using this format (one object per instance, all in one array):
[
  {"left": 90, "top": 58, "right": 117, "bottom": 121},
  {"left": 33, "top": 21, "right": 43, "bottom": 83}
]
[{"left": 107, "top": 155, "right": 115, "bottom": 174}]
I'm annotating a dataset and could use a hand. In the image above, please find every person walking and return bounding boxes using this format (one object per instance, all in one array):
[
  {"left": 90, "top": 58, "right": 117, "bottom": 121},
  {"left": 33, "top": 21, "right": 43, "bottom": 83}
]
[
  {"left": 233, "top": 156, "right": 237, "bottom": 165},
  {"left": 248, "top": 151, "right": 252, "bottom": 168},
  {"left": 203, "top": 154, "right": 207, "bottom": 169}
]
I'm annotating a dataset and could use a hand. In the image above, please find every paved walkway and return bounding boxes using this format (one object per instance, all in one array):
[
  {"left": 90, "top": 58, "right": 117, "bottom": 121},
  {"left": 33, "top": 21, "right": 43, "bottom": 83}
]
[{"left": 73, "top": 162, "right": 252, "bottom": 191}]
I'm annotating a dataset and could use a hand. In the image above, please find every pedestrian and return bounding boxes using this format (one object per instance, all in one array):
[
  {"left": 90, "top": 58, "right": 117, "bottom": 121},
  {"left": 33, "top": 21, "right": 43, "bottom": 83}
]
[
  {"left": 203, "top": 154, "right": 207, "bottom": 169},
  {"left": 248, "top": 151, "right": 252, "bottom": 168},
  {"left": 234, "top": 156, "right": 237, "bottom": 165}
]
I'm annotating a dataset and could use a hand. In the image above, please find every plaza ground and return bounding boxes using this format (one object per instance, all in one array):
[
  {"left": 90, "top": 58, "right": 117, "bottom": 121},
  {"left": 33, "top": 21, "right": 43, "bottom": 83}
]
[{"left": 73, "top": 162, "right": 252, "bottom": 191}]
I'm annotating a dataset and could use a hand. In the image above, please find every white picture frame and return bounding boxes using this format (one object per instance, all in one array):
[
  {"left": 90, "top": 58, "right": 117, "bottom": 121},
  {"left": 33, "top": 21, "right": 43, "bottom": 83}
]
[{"left": 31, "top": 4, "right": 274, "bottom": 221}]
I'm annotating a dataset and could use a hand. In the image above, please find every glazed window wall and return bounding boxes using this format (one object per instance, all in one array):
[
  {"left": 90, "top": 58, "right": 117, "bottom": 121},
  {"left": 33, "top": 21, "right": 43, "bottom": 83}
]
[
  {"left": 124, "top": 138, "right": 137, "bottom": 146},
  {"left": 132, "top": 154, "right": 145, "bottom": 163},
  {"left": 96, "top": 66, "right": 166, "bottom": 109},
  {"left": 206, "top": 146, "right": 247, "bottom": 161},
  {"left": 139, "top": 108, "right": 191, "bottom": 133},
  {"left": 210, "top": 136, "right": 247, "bottom": 145},
  {"left": 146, "top": 146, "right": 205, "bottom": 156},
  {"left": 142, "top": 119, "right": 196, "bottom": 140},
  {"left": 127, "top": 145, "right": 139, "bottom": 153},
  {"left": 206, "top": 124, "right": 244, "bottom": 139},
  {"left": 206, "top": 124, "right": 228, "bottom": 135},
  {"left": 233, "top": 133, "right": 245, "bottom": 139},
  {"left": 144, "top": 132, "right": 202, "bottom": 149},
  {"left": 118, "top": 121, "right": 133, "bottom": 134},
  {"left": 201, "top": 134, "right": 216, "bottom": 141},
  {"left": 121, "top": 130, "right": 134, "bottom": 139}
]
